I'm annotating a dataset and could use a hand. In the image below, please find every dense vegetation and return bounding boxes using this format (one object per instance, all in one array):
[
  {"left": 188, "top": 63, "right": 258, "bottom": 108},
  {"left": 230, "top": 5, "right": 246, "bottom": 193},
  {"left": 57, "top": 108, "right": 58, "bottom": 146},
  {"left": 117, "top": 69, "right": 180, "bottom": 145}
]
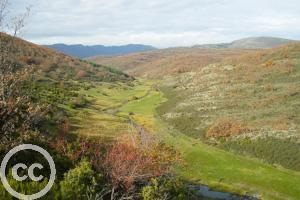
[{"left": 220, "top": 137, "right": 300, "bottom": 171}]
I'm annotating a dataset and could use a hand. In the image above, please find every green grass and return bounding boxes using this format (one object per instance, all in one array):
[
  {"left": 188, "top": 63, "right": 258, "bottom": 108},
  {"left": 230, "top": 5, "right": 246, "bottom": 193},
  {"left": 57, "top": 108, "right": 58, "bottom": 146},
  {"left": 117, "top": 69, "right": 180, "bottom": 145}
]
[
  {"left": 78, "top": 80, "right": 151, "bottom": 109},
  {"left": 164, "top": 130, "right": 300, "bottom": 200},
  {"left": 116, "top": 83, "right": 300, "bottom": 200},
  {"left": 120, "top": 90, "right": 162, "bottom": 115},
  {"left": 66, "top": 80, "right": 154, "bottom": 138}
]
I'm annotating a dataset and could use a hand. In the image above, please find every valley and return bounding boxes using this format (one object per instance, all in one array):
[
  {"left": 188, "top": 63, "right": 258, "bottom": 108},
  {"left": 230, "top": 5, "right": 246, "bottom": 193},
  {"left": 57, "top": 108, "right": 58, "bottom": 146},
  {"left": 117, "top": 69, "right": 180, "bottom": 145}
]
[
  {"left": 1, "top": 33, "right": 299, "bottom": 200},
  {"left": 1, "top": 1, "right": 300, "bottom": 199},
  {"left": 66, "top": 76, "right": 300, "bottom": 200}
]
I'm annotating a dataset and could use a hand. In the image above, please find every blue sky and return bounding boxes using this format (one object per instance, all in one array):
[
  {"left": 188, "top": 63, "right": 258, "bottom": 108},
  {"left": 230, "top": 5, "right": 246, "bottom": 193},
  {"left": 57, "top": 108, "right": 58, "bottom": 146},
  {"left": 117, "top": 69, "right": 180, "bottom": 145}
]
[{"left": 13, "top": 0, "right": 300, "bottom": 47}]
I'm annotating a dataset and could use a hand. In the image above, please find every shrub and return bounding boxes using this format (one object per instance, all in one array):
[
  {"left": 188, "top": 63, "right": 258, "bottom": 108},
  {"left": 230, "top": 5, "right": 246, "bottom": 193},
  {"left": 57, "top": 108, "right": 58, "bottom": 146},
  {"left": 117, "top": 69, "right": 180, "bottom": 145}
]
[
  {"left": 206, "top": 119, "right": 250, "bottom": 138},
  {"left": 76, "top": 70, "right": 88, "bottom": 78},
  {"left": 60, "top": 160, "right": 98, "bottom": 200},
  {"left": 103, "top": 135, "right": 178, "bottom": 191},
  {"left": 19, "top": 56, "right": 41, "bottom": 65},
  {"left": 0, "top": 96, "right": 46, "bottom": 143},
  {"left": 264, "top": 60, "right": 275, "bottom": 67},
  {"left": 142, "top": 177, "right": 188, "bottom": 200},
  {"left": 69, "top": 95, "right": 88, "bottom": 109},
  {"left": 60, "top": 118, "right": 70, "bottom": 135}
]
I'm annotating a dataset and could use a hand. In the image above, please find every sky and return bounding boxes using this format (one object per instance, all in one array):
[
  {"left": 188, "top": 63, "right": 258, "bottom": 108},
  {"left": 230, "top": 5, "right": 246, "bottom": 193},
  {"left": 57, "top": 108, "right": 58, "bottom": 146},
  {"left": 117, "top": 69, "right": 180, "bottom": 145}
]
[{"left": 12, "top": 0, "right": 300, "bottom": 47}]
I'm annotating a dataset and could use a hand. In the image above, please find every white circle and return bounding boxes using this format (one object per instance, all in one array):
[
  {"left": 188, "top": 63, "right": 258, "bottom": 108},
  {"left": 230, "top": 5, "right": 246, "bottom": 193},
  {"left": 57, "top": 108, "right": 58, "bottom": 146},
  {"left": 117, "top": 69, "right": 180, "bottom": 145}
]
[{"left": 0, "top": 144, "right": 56, "bottom": 200}]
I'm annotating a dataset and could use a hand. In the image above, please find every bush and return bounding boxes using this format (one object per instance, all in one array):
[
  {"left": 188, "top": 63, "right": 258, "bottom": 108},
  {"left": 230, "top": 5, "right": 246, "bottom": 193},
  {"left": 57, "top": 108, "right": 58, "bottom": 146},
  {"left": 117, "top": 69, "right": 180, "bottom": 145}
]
[
  {"left": 206, "top": 119, "right": 250, "bottom": 138},
  {"left": 69, "top": 96, "right": 88, "bottom": 109},
  {"left": 142, "top": 177, "right": 188, "bottom": 200},
  {"left": 103, "top": 135, "right": 178, "bottom": 191},
  {"left": 0, "top": 97, "right": 46, "bottom": 142},
  {"left": 60, "top": 160, "right": 98, "bottom": 200},
  {"left": 76, "top": 70, "right": 88, "bottom": 78}
]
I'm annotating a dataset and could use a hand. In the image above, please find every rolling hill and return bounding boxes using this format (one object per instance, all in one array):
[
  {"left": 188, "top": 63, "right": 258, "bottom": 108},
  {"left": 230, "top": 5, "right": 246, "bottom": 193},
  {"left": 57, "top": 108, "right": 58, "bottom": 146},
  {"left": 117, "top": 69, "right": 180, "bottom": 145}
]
[
  {"left": 89, "top": 37, "right": 296, "bottom": 78},
  {"left": 46, "top": 43, "right": 156, "bottom": 58},
  {"left": 194, "top": 36, "right": 296, "bottom": 49},
  {"left": 88, "top": 48, "right": 256, "bottom": 78},
  {"left": 157, "top": 42, "right": 300, "bottom": 171}
]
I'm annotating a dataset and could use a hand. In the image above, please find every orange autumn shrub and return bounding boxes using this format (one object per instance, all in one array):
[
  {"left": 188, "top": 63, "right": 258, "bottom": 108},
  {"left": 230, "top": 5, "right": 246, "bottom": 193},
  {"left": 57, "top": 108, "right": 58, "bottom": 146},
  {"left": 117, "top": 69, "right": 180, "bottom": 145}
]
[
  {"left": 206, "top": 119, "right": 251, "bottom": 138},
  {"left": 103, "top": 135, "right": 179, "bottom": 191},
  {"left": 76, "top": 70, "right": 87, "bottom": 78}
]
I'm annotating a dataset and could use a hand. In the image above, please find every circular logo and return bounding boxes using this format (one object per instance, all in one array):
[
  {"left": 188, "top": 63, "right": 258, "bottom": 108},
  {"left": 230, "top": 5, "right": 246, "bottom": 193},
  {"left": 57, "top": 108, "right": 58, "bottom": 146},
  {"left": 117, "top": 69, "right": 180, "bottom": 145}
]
[{"left": 0, "top": 144, "right": 56, "bottom": 200}]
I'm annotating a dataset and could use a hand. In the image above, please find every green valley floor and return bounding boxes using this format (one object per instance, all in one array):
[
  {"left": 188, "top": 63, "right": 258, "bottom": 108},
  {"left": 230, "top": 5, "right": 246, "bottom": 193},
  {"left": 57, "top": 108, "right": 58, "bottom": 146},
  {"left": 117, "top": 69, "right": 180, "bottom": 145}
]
[{"left": 70, "top": 80, "right": 300, "bottom": 200}]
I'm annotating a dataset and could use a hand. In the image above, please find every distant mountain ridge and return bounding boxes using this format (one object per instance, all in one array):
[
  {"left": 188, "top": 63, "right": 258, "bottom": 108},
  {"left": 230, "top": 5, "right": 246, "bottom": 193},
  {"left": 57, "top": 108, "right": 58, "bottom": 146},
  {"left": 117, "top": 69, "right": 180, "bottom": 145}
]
[
  {"left": 45, "top": 43, "right": 156, "bottom": 58},
  {"left": 194, "top": 37, "right": 296, "bottom": 49}
]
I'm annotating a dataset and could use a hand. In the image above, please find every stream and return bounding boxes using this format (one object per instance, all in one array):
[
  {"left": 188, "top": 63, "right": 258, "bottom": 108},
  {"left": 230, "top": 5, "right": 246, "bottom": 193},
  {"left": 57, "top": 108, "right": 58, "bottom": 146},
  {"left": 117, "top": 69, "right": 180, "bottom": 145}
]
[{"left": 189, "top": 185, "right": 259, "bottom": 200}]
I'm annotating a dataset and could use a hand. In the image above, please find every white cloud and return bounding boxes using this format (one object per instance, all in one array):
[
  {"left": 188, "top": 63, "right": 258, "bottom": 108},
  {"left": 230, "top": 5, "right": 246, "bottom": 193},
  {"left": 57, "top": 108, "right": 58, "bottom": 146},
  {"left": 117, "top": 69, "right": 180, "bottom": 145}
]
[{"left": 11, "top": 0, "right": 300, "bottom": 47}]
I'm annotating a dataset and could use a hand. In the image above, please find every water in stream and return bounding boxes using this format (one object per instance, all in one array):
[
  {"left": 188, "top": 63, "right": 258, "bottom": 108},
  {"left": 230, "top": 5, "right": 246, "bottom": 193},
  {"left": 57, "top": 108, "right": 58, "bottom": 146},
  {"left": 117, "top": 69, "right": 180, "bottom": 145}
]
[{"left": 189, "top": 185, "right": 259, "bottom": 200}]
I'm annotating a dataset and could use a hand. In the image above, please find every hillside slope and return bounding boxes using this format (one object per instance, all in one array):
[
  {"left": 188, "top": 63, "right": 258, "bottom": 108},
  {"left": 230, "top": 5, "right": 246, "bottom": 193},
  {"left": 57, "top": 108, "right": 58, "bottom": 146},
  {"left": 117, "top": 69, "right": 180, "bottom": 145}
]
[
  {"left": 88, "top": 48, "right": 255, "bottom": 77},
  {"left": 229, "top": 37, "right": 295, "bottom": 49},
  {"left": 0, "top": 33, "right": 132, "bottom": 83},
  {"left": 115, "top": 77, "right": 300, "bottom": 200},
  {"left": 46, "top": 43, "right": 156, "bottom": 58},
  {"left": 194, "top": 37, "right": 296, "bottom": 49},
  {"left": 157, "top": 42, "right": 300, "bottom": 171},
  {"left": 0, "top": 34, "right": 186, "bottom": 199}
]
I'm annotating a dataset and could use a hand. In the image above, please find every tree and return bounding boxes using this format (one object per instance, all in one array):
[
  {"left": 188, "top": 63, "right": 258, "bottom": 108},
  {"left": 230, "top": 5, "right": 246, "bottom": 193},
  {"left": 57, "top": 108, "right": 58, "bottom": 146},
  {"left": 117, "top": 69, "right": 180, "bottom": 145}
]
[
  {"left": 0, "top": 0, "right": 30, "bottom": 101},
  {"left": 0, "top": 0, "right": 43, "bottom": 143}
]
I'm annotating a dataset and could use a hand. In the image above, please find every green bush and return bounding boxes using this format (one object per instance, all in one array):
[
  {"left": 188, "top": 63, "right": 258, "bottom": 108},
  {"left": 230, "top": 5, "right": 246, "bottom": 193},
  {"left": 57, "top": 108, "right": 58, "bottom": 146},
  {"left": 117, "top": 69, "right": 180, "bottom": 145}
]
[
  {"left": 69, "top": 95, "right": 89, "bottom": 109},
  {"left": 59, "top": 160, "right": 98, "bottom": 200},
  {"left": 142, "top": 177, "right": 188, "bottom": 200}
]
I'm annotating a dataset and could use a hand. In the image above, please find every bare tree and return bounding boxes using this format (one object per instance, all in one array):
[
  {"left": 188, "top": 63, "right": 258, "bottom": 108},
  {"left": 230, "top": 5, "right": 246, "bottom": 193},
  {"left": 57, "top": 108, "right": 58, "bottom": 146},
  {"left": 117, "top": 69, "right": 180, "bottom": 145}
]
[
  {"left": 0, "top": 0, "right": 31, "bottom": 100},
  {"left": 0, "top": 0, "right": 30, "bottom": 35},
  {"left": 0, "top": 0, "right": 38, "bottom": 143}
]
